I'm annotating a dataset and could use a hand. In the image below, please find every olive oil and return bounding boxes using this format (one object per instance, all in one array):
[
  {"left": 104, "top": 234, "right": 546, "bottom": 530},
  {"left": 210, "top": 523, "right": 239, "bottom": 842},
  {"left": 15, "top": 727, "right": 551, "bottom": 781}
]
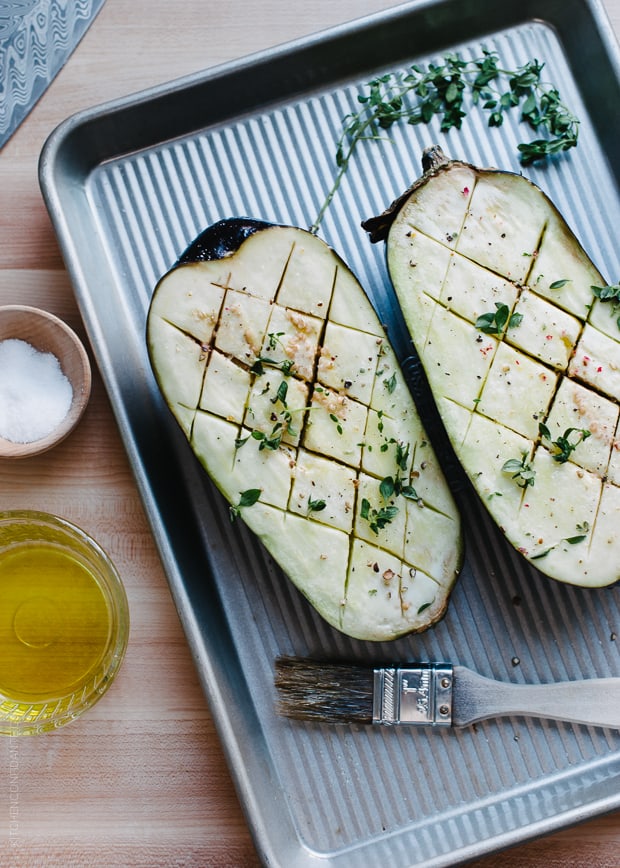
[
  {"left": 0, "top": 511, "right": 128, "bottom": 735},
  {"left": 0, "top": 542, "right": 111, "bottom": 702}
]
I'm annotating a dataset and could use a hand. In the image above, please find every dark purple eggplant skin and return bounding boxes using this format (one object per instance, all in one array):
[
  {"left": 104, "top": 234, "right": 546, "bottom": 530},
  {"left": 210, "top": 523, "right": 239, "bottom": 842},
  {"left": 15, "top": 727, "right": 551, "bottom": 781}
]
[{"left": 177, "top": 217, "right": 273, "bottom": 264}]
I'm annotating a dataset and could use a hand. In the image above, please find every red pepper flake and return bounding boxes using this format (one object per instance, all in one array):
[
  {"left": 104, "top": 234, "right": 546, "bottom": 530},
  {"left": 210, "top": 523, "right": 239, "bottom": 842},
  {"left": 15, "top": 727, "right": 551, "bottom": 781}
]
[
  {"left": 545, "top": 334, "right": 553, "bottom": 341},
  {"left": 597, "top": 365, "right": 603, "bottom": 373},
  {"left": 462, "top": 186, "right": 470, "bottom": 196}
]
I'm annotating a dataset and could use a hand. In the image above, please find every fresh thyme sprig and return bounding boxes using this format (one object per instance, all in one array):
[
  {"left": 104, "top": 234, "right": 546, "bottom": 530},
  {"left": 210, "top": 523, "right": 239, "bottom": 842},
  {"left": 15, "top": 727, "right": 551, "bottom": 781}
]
[
  {"left": 539, "top": 423, "right": 591, "bottom": 463},
  {"left": 236, "top": 374, "right": 298, "bottom": 454},
  {"left": 360, "top": 439, "right": 419, "bottom": 535},
  {"left": 360, "top": 498, "right": 399, "bottom": 534},
  {"left": 311, "top": 50, "right": 579, "bottom": 233},
  {"left": 502, "top": 453, "right": 536, "bottom": 488},
  {"left": 251, "top": 356, "right": 295, "bottom": 377}
]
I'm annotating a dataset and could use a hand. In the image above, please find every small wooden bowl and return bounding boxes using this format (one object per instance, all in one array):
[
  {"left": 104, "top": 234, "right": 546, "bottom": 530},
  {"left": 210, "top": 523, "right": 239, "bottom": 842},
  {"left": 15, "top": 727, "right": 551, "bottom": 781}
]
[{"left": 0, "top": 305, "right": 92, "bottom": 459}]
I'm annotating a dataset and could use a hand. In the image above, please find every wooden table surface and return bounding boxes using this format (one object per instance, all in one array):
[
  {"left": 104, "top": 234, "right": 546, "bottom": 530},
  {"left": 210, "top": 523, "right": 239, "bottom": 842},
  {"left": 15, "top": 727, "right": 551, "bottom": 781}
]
[{"left": 1, "top": 1, "right": 619, "bottom": 865}]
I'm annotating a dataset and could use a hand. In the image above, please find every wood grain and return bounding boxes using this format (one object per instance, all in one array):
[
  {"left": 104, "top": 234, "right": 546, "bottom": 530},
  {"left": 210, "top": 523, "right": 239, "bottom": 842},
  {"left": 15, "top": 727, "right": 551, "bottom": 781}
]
[{"left": 0, "top": 1, "right": 618, "bottom": 865}]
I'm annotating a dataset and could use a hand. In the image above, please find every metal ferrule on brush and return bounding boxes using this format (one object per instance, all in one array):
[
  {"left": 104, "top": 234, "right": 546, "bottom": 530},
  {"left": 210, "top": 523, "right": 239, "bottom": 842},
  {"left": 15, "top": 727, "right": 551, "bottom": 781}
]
[{"left": 372, "top": 663, "right": 454, "bottom": 725}]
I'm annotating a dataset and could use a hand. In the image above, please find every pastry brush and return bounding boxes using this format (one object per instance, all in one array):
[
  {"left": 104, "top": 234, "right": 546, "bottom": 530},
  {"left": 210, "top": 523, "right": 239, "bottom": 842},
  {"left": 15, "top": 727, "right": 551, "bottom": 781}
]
[{"left": 274, "top": 657, "right": 620, "bottom": 729}]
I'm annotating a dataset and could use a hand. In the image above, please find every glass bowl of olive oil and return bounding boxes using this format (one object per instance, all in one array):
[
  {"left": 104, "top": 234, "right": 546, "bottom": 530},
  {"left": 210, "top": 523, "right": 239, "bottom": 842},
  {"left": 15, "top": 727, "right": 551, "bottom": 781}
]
[{"left": 0, "top": 510, "right": 129, "bottom": 735}]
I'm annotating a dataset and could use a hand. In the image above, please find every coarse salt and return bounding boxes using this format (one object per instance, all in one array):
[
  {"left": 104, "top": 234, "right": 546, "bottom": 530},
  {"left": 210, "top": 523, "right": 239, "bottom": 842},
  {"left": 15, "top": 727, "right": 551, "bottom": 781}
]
[{"left": 0, "top": 338, "right": 73, "bottom": 443}]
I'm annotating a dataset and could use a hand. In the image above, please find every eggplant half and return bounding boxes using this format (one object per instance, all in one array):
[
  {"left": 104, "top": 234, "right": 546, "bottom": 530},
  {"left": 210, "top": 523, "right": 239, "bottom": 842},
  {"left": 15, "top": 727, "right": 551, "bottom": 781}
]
[
  {"left": 146, "top": 220, "right": 462, "bottom": 641},
  {"left": 364, "top": 147, "right": 620, "bottom": 588}
]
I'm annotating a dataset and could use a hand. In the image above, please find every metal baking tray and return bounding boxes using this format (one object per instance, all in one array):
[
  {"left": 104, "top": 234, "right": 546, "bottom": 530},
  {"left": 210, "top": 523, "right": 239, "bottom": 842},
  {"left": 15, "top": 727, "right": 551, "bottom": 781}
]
[{"left": 39, "top": 0, "right": 620, "bottom": 865}]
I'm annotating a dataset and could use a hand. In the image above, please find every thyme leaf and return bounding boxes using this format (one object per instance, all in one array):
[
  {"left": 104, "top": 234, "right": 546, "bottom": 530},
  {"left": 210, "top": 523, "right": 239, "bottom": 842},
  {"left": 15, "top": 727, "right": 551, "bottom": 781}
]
[
  {"left": 234, "top": 434, "right": 250, "bottom": 451},
  {"left": 329, "top": 412, "right": 344, "bottom": 435},
  {"left": 379, "top": 476, "right": 395, "bottom": 500},
  {"left": 384, "top": 372, "right": 397, "bottom": 394},
  {"left": 399, "top": 483, "right": 420, "bottom": 500},
  {"left": 230, "top": 488, "right": 262, "bottom": 521},
  {"left": 395, "top": 441, "right": 410, "bottom": 471},
  {"left": 591, "top": 282, "right": 620, "bottom": 331},
  {"left": 271, "top": 380, "right": 289, "bottom": 407}
]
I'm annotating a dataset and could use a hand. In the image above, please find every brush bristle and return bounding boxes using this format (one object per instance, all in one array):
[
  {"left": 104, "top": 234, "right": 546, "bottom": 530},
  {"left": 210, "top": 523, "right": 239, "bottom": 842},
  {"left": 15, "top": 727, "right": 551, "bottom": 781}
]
[{"left": 274, "top": 657, "right": 374, "bottom": 724}]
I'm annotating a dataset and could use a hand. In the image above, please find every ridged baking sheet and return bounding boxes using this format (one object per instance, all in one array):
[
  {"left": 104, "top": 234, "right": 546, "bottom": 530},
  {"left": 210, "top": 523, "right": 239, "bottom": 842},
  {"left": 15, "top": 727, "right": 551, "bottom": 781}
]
[{"left": 40, "top": 1, "right": 620, "bottom": 865}]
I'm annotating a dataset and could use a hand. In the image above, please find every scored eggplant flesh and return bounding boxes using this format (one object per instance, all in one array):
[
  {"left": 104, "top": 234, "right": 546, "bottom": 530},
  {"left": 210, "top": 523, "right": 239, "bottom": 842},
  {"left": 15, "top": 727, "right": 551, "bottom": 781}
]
[
  {"left": 146, "top": 220, "right": 463, "bottom": 641},
  {"left": 367, "top": 148, "right": 620, "bottom": 588}
]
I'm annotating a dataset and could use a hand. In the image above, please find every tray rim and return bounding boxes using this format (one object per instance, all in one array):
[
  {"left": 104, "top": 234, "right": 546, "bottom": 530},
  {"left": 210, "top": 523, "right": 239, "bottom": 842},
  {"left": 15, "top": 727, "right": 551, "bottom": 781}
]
[
  {"left": 38, "top": 0, "right": 620, "bottom": 179},
  {"left": 38, "top": 0, "right": 620, "bottom": 865}
]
